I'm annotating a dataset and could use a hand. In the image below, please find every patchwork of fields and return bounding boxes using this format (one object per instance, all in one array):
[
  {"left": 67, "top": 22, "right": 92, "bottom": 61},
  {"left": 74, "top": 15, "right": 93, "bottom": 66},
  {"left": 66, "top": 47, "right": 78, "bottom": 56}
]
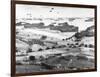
[{"left": 16, "top": 18, "right": 95, "bottom": 73}]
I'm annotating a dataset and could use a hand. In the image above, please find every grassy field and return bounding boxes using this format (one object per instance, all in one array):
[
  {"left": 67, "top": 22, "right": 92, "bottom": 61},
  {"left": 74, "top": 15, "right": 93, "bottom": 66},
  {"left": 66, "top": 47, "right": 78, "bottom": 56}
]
[
  {"left": 16, "top": 55, "right": 94, "bottom": 73},
  {"left": 16, "top": 64, "right": 55, "bottom": 74}
]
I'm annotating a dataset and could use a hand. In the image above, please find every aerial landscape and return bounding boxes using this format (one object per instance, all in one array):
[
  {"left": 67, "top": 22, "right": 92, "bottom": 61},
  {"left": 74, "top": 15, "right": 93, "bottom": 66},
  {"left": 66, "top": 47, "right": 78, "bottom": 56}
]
[{"left": 16, "top": 4, "right": 95, "bottom": 73}]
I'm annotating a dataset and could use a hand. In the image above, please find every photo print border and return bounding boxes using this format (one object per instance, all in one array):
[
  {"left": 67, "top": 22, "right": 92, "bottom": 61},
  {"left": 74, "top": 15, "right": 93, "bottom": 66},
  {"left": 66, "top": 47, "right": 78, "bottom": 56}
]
[{"left": 11, "top": 0, "right": 97, "bottom": 77}]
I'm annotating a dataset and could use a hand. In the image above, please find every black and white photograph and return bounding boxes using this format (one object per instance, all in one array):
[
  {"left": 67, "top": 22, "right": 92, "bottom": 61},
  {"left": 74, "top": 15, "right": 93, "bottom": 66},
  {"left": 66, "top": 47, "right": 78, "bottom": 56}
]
[{"left": 15, "top": 2, "right": 96, "bottom": 74}]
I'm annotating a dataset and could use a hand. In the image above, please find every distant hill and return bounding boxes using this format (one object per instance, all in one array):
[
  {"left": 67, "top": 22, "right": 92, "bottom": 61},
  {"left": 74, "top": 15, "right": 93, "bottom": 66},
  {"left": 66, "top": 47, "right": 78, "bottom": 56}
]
[
  {"left": 74, "top": 26, "right": 94, "bottom": 40},
  {"left": 23, "top": 22, "right": 78, "bottom": 32},
  {"left": 86, "top": 26, "right": 94, "bottom": 32},
  {"left": 82, "top": 26, "right": 94, "bottom": 37},
  {"left": 49, "top": 22, "right": 78, "bottom": 32},
  {"left": 85, "top": 18, "right": 94, "bottom": 22}
]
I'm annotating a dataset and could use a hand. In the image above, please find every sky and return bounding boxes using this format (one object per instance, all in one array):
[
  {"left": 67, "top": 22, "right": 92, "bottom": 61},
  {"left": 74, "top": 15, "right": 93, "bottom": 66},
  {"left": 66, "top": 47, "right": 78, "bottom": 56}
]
[{"left": 16, "top": 4, "right": 94, "bottom": 19}]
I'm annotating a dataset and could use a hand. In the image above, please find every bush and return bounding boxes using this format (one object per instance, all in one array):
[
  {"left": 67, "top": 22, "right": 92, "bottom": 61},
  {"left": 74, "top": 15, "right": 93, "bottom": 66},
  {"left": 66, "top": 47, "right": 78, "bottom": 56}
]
[
  {"left": 74, "top": 32, "right": 82, "bottom": 39},
  {"left": 62, "top": 39, "right": 65, "bottom": 41},
  {"left": 67, "top": 43, "right": 69, "bottom": 45},
  {"left": 76, "top": 55, "right": 88, "bottom": 60},
  {"left": 66, "top": 48, "right": 70, "bottom": 51},
  {"left": 45, "top": 47, "right": 50, "bottom": 50},
  {"left": 58, "top": 45, "right": 66, "bottom": 48},
  {"left": 16, "top": 49, "right": 18, "bottom": 52},
  {"left": 38, "top": 48, "right": 43, "bottom": 51},
  {"left": 41, "top": 35, "right": 47, "bottom": 40},
  {"left": 64, "top": 55, "right": 74, "bottom": 61},
  {"left": 39, "top": 56, "right": 45, "bottom": 61},
  {"left": 52, "top": 46, "right": 56, "bottom": 49},
  {"left": 29, "top": 56, "right": 35, "bottom": 61},
  {"left": 84, "top": 44, "right": 88, "bottom": 47},
  {"left": 79, "top": 43, "right": 84, "bottom": 47},
  {"left": 27, "top": 48, "right": 33, "bottom": 53},
  {"left": 75, "top": 43, "right": 79, "bottom": 45},
  {"left": 89, "top": 44, "right": 94, "bottom": 48}
]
